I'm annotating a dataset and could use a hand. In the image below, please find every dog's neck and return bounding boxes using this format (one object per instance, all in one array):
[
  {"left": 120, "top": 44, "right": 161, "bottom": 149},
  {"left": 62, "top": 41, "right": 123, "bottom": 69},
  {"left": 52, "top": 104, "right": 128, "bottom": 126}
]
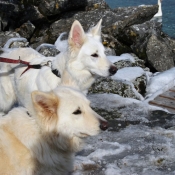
[
  {"left": 52, "top": 51, "right": 95, "bottom": 92},
  {"left": 19, "top": 114, "right": 75, "bottom": 173}
]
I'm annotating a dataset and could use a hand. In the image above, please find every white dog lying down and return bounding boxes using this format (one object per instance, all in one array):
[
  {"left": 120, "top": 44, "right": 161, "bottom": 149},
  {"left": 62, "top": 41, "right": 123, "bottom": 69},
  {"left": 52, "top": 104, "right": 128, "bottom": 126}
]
[
  {"left": 0, "top": 86, "right": 108, "bottom": 175},
  {"left": 0, "top": 19, "right": 117, "bottom": 113}
]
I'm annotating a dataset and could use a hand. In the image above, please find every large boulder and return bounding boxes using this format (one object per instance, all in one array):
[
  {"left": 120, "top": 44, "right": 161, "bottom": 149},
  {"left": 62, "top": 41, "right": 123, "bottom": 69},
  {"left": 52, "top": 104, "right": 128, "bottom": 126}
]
[
  {"left": 37, "top": 0, "right": 109, "bottom": 17},
  {"left": 146, "top": 34, "right": 175, "bottom": 71}
]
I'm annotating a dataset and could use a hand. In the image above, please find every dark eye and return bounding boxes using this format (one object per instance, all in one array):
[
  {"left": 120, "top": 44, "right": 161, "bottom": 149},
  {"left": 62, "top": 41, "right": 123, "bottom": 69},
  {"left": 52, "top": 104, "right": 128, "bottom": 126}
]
[
  {"left": 91, "top": 53, "right": 98, "bottom": 57},
  {"left": 73, "top": 108, "right": 82, "bottom": 115}
]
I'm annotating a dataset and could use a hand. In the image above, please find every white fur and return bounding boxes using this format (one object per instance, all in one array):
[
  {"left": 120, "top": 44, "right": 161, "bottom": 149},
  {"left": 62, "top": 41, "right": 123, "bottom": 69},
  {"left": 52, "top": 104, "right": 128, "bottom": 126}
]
[
  {"left": 0, "top": 19, "right": 117, "bottom": 113},
  {"left": 0, "top": 86, "right": 106, "bottom": 175}
]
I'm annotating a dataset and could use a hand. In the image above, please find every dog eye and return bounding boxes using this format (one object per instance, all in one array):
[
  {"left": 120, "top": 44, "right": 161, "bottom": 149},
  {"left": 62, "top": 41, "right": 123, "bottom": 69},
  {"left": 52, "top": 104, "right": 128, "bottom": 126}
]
[
  {"left": 73, "top": 108, "right": 82, "bottom": 115},
  {"left": 91, "top": 53, "right": 98, "bottom": 57}
]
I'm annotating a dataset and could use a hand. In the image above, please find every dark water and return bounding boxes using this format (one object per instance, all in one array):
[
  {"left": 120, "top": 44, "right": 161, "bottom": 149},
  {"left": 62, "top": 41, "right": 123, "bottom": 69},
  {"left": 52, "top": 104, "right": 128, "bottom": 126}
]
[{"left": 106, "top": 0, "right": 175, "bottom": 38}]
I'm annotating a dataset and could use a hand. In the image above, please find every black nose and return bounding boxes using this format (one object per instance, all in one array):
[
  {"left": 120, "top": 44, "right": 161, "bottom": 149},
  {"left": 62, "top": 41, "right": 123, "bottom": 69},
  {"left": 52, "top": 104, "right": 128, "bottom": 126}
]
[
  {"left": 100, "top": 120, "right": 108, "bottom": 131},
  {"left": 109, "top": 65, "right": 117, "bottom": 76}
]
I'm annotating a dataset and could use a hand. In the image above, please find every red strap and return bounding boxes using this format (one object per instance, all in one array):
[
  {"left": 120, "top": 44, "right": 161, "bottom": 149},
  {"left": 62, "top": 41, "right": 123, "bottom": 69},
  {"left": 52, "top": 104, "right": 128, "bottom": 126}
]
[
  {"left": 0, "top": 57, "right": 29, "bottom": 65},
  {"left": 0, "top": 57, "right": 51, "bottom": 76},
  {"left": 0, "top": 57, "right": 36, "bottom": 76}
]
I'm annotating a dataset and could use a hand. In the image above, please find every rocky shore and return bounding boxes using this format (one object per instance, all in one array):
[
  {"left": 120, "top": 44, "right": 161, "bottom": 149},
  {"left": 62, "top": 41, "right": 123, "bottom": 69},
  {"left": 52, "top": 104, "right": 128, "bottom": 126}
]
[{"left": 1, "top": 0, "right": 175, "bottom": 174}]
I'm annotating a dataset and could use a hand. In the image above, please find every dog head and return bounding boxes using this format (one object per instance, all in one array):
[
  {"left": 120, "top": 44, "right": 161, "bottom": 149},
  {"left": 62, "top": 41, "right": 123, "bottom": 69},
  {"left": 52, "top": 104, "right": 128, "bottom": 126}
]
[
  {"left": 68, "top": 19, "right": 117, "bottom": 77},
  {"left": 31, "top": 86, "right": 108, "bottom": 151}
]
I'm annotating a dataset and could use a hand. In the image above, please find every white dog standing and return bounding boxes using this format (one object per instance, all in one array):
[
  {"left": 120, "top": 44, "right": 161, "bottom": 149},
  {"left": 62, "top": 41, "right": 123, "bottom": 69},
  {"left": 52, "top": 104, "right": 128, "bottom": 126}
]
[
  {"left": 0, "top": 86, "right": 108, "bottom": 175},
  {"left": 0, "top": 19, "right": 117, "bottom": 113}
]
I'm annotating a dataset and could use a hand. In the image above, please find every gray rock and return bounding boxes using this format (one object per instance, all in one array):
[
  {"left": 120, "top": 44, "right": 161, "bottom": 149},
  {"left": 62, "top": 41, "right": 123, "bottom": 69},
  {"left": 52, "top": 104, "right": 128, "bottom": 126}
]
[
  {"left": 18, "top": 5, "right": 47, "bottom": 27},
  {"left": 146, "top": 34, "right": 175, "bottom": 71},
  {"left": 30, "top": 23, "right": 50, "bottom": 48},
  {"left": 38, "top": 46, "right": 60, "bottom": 57},
  {"left": 38, "top": 0, "right": 109, "bottom": 17},
  {"left": 122, "top": 20, "right": 162, "bottom": 60},
  {"left": 15, "top": 21, "right": 35, "bottom": 40},
  {"left": 88, "top": 77, "right": 139, "bottom": 99},
  {"left": 114, "top": 53, "right": 146, "bottom": 70},
  {"left": 0, "top": 0, "right": 23, "bottom": 31},
  {"left": 0, "top": 31, "right": 25, "bottom": 48}
]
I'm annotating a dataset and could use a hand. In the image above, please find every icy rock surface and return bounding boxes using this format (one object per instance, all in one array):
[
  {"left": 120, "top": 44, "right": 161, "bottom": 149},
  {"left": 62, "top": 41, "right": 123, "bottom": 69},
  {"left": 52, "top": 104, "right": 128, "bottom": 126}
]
[{"left": 73, "top": 109, "right": 175, "bottom": 175}]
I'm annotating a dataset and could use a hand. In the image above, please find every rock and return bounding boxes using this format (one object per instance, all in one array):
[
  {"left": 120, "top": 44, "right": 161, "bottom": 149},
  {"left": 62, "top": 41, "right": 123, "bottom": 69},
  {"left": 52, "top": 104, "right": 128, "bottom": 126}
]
[
  {"left": 88, "top": 77, "right": 139, "bottom": 100},
  {"left": 37, "top": 46, "right": 60, "bottom": 57},
  {"left": 146, "top": 34, "right": 175, "bottom": 71},
  {"left": 0, "top": 31, "right": 27, "bottom": 48},
  {"left": 47, "top": 9, "right": 119, "bottom": 43},
  {"left": 17, "top": 5, "right": 47, "bottom": 27},
  {"left": 15, "top": 21, "right": 35, "bottom": 40},
  {"left": 38, "top": 0, "right": 109, "bottom": 17},
  {"left": 30, "top": 23, "right": 50, "bottom": 48},
  {"left": 133, "top": 75, "right": 147, "bottom": 96},
  {"left": 114, "top": 53, "right": 146, "bottom": 70},
  {"left": 120, "top": 20, "right": 162, "bottom": 59},
  {"left": 104, "top": 47, "right": 116, "bottom": 56},
  {"left": 0, "top": 0, "right": 24, "bottom": 31},
  {"left": 21, "top": 0, "right": 41, "bottom": 6}
]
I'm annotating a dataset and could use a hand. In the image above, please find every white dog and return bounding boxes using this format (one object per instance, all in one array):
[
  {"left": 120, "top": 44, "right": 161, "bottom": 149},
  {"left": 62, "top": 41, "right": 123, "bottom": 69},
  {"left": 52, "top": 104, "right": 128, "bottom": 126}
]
[
  {"left": 0, "top": 86, "right": 108, "bottom": 175},
  {"left": 0, "top": 19, "right": 117, "bottom": 113}
]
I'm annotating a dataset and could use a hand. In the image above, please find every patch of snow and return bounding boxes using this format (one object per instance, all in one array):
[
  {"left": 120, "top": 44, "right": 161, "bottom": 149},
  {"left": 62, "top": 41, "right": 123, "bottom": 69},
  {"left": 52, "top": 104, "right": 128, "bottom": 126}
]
[
  {"left": 54, "top": 32, "right": 68, "bottom": 52},
  {"left": 3, "top": 37, "right": 28, "bottom": 49},
  {"left": 145, "top": 67, "right": 175, "bottom": 100},
  {"left": 35, "top": 43, "right": 55, "bottom": 51},
  {"left": 112, "top": 67, "right": 145, "bottom": 82},
  {"left": 107, "top": 53, "right": 135, "bottom": 63}
]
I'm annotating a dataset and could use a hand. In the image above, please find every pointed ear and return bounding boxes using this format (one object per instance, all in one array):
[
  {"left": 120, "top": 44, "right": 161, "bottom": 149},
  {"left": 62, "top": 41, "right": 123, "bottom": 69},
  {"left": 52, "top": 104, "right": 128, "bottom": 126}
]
[
  {"left": 88, "top": 19, "right": 102, "bottom": 39},
  {"left": 31, "top": 91, "right": 59, "bottom": 131},
  {"left": 68, "top": 20, "right": 85, "bottom": 48}
]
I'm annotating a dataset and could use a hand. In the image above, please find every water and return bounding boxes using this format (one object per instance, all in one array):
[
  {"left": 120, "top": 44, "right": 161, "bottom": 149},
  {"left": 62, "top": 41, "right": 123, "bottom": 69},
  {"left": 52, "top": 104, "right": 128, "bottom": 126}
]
[{"left": 105, "top": 0, "right": 175, "bottom": 38}]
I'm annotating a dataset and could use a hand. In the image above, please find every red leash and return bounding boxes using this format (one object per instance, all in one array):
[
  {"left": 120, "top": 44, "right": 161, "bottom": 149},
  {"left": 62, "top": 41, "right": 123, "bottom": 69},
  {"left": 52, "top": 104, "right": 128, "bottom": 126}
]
[
  {"left": 0, "top": 57, "right": 46, "bottom": 76},
  {"left": 0, "top": 57, "right": 29, "bottom": 65}
]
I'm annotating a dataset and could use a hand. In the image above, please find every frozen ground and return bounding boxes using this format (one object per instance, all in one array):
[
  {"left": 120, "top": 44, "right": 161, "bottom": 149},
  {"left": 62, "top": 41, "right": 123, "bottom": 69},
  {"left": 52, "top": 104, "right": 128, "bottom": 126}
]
[{"left": 73, "top": 54, "right": 175, "bottom": 175}]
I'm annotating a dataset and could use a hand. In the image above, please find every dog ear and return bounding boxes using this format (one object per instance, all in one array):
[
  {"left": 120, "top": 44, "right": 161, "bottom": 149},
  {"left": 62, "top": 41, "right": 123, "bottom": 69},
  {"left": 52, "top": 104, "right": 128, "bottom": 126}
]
[
  {"left": 31, "top": 91, "right": 59, "bottom": 131},
  {"left": 68, "top": 20, "right": 85, "bottom": 48},
  {"left": 88, "top": 19, "right": 102, "bottom": 40}
]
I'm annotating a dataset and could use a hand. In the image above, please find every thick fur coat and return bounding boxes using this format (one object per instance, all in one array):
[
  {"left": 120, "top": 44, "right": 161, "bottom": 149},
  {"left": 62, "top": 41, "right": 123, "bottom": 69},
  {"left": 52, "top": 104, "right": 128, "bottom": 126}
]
[
  {"left": 0, "top": 86, "right": 107, "bottom": 175},
  {"left": 0, "top": 19, "right": 117, "bottom": 113}
]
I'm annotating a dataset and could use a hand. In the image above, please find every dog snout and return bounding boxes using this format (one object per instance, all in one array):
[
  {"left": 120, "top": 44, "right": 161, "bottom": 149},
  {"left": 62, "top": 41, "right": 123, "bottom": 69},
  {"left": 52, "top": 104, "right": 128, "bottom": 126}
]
[
  {"left": 100, "top": 120, "right": 108, "bottom": 131},
  {"left": 109, "top": 65, "right": 117, "bottom": 76}
]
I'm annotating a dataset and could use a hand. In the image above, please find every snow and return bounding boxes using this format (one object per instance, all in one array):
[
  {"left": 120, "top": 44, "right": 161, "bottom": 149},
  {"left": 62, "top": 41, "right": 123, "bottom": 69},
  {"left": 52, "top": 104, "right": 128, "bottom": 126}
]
[
  {"left": 73, "top": 53, "right": 175, "bottom": 175},
  {"left": 111, "top": 67, "right": 145, "bottom": 82},
  {"left": 107, "top": 53, "right": 135, "bottom": 63},
  {"left": 3, "top": 37, "right": 28, "bottom": 49},
  {"left": 74, "top": 125, "right": 175, "bottom": 175},
  {"left": 54, "top": 32, "right": 68, "bottom": 52},
  {"left": 3, "top": 36, "right": 175, "bottom": 174},
  {"left": 145, "top": 67, "right": 175, "bottom": 99}
]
